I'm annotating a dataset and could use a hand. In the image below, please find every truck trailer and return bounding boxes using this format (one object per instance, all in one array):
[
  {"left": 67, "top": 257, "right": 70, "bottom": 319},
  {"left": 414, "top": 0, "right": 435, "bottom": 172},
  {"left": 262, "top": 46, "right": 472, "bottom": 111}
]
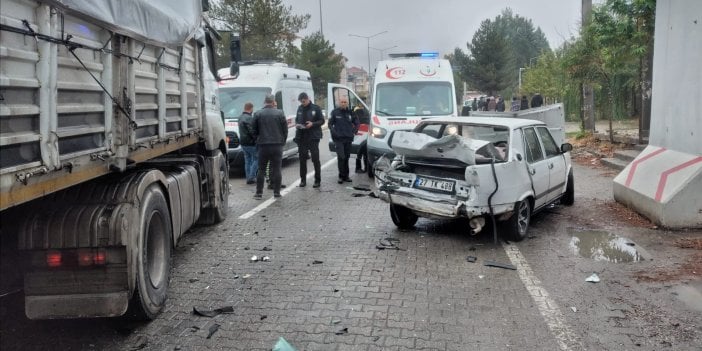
[{"left": 0, "top": 0, "right": 229, "bottom": 319}]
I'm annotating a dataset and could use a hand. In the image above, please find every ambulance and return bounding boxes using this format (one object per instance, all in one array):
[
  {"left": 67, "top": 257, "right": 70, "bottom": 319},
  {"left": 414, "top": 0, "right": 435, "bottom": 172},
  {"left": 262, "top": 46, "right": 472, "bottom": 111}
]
[
  {"left": 218, "top": 63, "right": 314, "bottom": 169},
  {"left": 327, "top": 52, "right": 457, "bottom": 174}
]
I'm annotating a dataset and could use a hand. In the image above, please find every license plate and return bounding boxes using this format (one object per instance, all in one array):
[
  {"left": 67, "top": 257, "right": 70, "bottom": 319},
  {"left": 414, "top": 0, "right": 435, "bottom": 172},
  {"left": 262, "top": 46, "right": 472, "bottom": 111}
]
[{"left": 414, "top": 176, "right": 455, "bottom": 193}]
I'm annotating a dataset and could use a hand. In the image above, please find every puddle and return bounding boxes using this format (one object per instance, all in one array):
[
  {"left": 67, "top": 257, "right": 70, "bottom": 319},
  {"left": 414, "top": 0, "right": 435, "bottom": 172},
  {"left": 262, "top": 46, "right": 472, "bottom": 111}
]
[
  {"left": 569, "top": 229, "right": 646, "bottom": 263},
  {"left": 673, "top": 283, "right": 702, "bottom": 312}
]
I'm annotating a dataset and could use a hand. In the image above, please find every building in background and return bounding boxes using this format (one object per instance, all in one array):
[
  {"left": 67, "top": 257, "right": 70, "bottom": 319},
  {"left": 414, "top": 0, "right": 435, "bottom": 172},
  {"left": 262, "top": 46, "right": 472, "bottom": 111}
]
[{"left": 345, "top": 66, "right": 369, "bottom": 100}]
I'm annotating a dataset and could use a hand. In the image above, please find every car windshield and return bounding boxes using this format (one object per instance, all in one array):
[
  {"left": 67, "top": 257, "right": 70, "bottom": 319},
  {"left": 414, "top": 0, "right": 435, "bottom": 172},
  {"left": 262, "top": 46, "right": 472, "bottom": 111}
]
[
  {"left": 416, "top": 122, "right": 510, "bottom": 162},
  {"left": 375, "top": 82, "right": 453, "bottom": 116},
  {"left": 219, "top": 87, "right": 271, "bottom": 119}
]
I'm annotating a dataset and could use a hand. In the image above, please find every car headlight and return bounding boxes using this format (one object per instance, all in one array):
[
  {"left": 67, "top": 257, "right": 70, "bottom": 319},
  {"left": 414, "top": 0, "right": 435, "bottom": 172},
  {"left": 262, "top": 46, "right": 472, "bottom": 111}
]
[{"left": 371, "top": 126, "right": 387, "bottom": 138}]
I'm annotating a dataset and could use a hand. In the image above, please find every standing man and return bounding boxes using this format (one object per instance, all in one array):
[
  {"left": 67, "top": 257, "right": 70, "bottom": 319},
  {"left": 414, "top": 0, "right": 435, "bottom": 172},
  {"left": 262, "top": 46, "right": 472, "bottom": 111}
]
[
  {"left": 353, "top": 100, "right": 369, "bottom": 173},
  {"left": 238, "top": 102, "right": 257, "bottom": 184},
  {"left": 496, "top": 96, "right": 506, "bottom": 112},
  {"left": 251, "top": 94, "right": 287, "bottom": 199},
  {"left": 294, "top": 92, "right": 325, "bottom": 188},
  {"left": 329, "top": 98, "right": 359, "bottom": 183},
  {"left": 530, "top": 93, "right": 544, "bottom": 108}
]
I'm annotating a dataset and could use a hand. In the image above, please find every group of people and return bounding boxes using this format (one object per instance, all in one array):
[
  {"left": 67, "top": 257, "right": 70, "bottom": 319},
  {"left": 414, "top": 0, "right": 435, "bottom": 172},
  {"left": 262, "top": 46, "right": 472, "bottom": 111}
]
[
  {"left": 237, "top": 92, "right": 362, "bottom": 199},
  {"left": 462, "top": 93, "right": 544, "bottom": 115}
]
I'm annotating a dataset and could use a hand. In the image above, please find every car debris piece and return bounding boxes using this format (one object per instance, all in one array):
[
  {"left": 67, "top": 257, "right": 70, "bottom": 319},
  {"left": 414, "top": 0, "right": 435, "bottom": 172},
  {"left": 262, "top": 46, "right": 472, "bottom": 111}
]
[
  {"left": 261, "top": 246, "right": 273, "bottom": 251},
  {"left": 272, "top": 337, "right": 298, "bottom": 351},
  {"left": 570, "top": 306, "right": 577, "bottom": 312},
  {"left": 129, "top": 336, "right": 148, "bottom": 350},
  {"left": 335, "top": 327, "right": 349, "bottom": 335},
  {"left": 250, "top": 255, "right": 259, "bottom": 262},
  {"left": 376, "top": 238, "right": 402, "bottom": 250},
  {"left": 206, "top": 323, "right": 220, "bottom": 339},
  {"left": 478, "top": 275, "right": 485, "bottom": 279},
  {"left": 351, "top": 193, "right": 366, "bottom": 197},
  {"left": 483, "top": 260, "right": 516, "bottom": 270},
  {"left": 193, "top": 306, "right": 234, "bottom": 317},
  {"left": 586, "top": 273, "right": 600, "bottom": 283},
  {"left": 332, "top": 319, "right": 341, "bottom": 324},
  {"left": 262, "top": 256, "right": 270, "bottom": 262},
  {"left": 466, "top": 256, "right": 477, "bottom": 263},
  {"left": 353, "top": 185, "right": 371, "bottom": 191},
  {"left": 312, "top": 260, "right": 323, "bottom": 264},
  {"left": 188, "top": 278, "right": 199, "bottom": 283},
  {"left": 260, "top": 315, "right": 267, "bottom": 320},
  {"left": 242, "top": 274, "right": 251, "bottom": 279}
]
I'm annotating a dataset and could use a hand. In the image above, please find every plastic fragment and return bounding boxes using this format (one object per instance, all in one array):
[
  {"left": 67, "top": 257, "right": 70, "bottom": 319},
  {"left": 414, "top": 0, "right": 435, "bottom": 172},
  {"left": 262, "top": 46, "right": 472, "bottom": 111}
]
[
  {"left": 586, "top": 273, "right": 600, "bottom": 283},
  {"left": 206, "top": 323, "right": 220, "bottom": 339},
  {"left": 272, "top": 337, "right": 298, "bottom": 351},
  {"left": 193, "top": 306, "right": 234, "bottom": 317},
  {"left": 466, "top": 256, "right": 477, "bottom": 263}
]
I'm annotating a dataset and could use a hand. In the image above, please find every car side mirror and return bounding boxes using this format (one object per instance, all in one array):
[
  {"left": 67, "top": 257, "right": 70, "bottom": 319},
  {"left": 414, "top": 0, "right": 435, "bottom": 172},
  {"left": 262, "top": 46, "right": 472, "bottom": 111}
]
[{"left": 561, "top": 143, "right": 573, "bottom": 153}]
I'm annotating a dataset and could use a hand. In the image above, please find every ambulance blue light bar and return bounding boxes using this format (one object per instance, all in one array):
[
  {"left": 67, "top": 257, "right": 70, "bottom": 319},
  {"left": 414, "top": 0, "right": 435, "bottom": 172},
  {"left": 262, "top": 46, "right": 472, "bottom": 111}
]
[{"left": 389, "top": 52, "right": 439, "bottom": 59}]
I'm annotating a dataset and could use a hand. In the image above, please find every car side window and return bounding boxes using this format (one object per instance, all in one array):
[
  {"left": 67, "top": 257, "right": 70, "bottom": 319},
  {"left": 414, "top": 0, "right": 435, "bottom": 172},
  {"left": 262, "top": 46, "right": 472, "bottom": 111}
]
[
  {"left": 523, "top": 127, "right": 544, "bottom": 163},
  {"left": 536, "top": 127, "right": 560, "bottom": 158},
  {"left": 418, "top": 124, "right": 442, "bottom": 138}
]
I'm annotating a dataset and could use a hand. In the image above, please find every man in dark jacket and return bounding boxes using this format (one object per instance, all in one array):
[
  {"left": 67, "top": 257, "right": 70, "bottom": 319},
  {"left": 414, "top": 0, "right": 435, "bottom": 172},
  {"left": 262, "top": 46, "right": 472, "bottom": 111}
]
[
  {"left": 520, "top": 95, "right": 529, "bottom": 110},
  {"left": 294, "top": 92, "right": 325, "bottom": 188},
  {"left": 238, "top": 102, "right": 257, "bottom": 184},
  {"left": 252, "top": 94, "right": 288, "bottom": 198},
  {"left": 496, "top": 96, "right": 505, "bottom": 112},
  {"left": 530, "top": 93, "right": 543, "bottom": 108},
  {"left": 329, "top": 98, "right": 359, "bottom": 183}
]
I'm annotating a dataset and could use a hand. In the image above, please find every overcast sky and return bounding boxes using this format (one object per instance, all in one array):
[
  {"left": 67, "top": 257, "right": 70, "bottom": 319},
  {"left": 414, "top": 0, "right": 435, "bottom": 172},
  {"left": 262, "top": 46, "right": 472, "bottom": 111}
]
[{"left": 282, "top": 0, "right": 585, "bottom": 73}]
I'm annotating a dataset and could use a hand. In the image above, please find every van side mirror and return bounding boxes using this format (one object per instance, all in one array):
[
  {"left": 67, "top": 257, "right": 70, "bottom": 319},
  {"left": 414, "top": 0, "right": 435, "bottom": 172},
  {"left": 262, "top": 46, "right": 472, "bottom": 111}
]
[
  {"left": 229, "top": 35, "right": 241, "bottom": 77},
  {"left": 561, "top": 143, "right": 573, "bottom": 153}
]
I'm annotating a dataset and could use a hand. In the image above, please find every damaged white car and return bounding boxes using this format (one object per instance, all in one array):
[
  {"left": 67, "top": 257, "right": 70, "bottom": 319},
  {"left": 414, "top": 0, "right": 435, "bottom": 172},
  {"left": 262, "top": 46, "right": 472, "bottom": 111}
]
[{"left": 374, "top": 117, "right": 574, "bottom": 241}]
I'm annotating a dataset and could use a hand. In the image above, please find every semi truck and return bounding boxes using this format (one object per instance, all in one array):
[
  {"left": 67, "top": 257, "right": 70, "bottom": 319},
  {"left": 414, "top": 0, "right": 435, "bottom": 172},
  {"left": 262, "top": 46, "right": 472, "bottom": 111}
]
[{"left": 0, "top": 0, "right": 229, "bottom": 319}]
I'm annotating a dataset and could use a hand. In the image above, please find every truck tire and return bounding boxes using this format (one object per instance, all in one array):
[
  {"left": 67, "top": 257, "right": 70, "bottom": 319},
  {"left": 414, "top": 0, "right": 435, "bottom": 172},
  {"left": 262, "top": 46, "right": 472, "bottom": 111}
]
[
  {"left": 128, "top": 184, "right": 172, "bottom": 320},
  {"left": 390, "top": 204, "right": 418, "bottom": 229},
  {"left": 561, "top": 170, "right": 575, "bottom": 206},
  {"left": 201, "top": 150, "right": 229, "bottom": 224},
  {"left": 502, "top": 199, "right": 531, "bottom": 241}
]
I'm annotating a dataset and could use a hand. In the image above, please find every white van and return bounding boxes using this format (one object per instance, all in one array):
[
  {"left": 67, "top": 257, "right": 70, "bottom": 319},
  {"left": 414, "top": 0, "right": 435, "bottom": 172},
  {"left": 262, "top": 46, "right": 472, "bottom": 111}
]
[
  {"left": 327, "top": 53, "right": 457, "bottom": 173},
  {"left": 217, "top": 63, "right": 314, "bottom": 169}
]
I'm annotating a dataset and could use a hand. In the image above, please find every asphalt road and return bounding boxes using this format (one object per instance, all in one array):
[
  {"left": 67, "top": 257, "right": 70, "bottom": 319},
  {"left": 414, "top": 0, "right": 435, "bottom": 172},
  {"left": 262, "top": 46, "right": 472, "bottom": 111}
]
[{"left": 1, "top": 134, "right": 700, "bottom": 350}]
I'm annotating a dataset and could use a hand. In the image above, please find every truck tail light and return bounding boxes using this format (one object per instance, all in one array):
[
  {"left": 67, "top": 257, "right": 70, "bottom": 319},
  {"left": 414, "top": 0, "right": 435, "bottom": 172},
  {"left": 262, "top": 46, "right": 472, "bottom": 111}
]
[
  {"left": 77, "top": 249, "right": 107, "bottom": 266},
  {"left": 46, "top": 250, "right": 62, "bottom": 267}
]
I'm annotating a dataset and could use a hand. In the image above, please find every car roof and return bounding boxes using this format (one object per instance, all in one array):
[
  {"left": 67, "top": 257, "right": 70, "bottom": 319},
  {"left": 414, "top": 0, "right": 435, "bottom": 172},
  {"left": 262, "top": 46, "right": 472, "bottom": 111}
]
[{"left": 420, "top": 116, "right": 547, "bottom": 129}]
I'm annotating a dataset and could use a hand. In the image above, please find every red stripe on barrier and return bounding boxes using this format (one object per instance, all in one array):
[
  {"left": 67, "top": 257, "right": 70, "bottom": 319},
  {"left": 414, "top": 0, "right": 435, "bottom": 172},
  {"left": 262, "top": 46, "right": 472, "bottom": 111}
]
[
  {"left": 654, "top": 156, "right": 702, "bottom": 202},
  {"left": 625, "top": 147, "right": 666, "bottom": 187}
]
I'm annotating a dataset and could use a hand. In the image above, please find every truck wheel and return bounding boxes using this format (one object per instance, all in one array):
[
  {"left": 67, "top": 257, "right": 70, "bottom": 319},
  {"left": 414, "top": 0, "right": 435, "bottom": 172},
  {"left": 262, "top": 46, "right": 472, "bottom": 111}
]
[
  {"left": 202, "top": 150, "right": 229, "bottom": 223},
  {"left": 561, "top": 170, "right": 575, "bottom": 206},
  {"left": 502, "top": 199, "right": 531, "bottom": 241},
  {"left": 128, "top": 184, "right": 172, "bottom": 320},
  {"left": 390, "top": 204, "right": 418, "bottom": 229}
]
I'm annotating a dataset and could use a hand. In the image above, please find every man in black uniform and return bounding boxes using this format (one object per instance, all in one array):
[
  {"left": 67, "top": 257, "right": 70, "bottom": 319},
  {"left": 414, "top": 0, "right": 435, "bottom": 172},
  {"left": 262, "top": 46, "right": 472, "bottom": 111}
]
[
  {"left": 251, "top": 94, "right": 288, "bottom": 198},
  {"left": 294, "top": 92, "right": 325, "bottom": 188},
  {"left": 329, "top": 98, "right": 359, "bottom": 183}
]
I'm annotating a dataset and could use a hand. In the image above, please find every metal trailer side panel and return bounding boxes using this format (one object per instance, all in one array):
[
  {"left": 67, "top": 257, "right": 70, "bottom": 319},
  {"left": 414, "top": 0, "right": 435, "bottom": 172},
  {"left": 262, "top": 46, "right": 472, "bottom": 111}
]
[{"left": 0, "top": 0, "right": 208, "bottom": 211}]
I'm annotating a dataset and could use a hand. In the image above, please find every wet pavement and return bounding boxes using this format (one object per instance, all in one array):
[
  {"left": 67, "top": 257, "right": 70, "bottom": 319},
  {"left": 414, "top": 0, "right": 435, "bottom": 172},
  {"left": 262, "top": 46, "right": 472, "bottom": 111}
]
[{"left": 0, "top": 135, "right": 700, "bottom": 350}]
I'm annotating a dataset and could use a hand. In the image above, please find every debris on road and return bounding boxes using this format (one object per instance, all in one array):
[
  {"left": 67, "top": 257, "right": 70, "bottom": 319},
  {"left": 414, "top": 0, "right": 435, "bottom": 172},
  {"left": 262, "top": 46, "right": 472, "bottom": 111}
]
[
  {"left": 332, "top": 319, "right": 341, "bottom": 324},
  {"left": 353, "top": 185, "right": 371, "bottom": 191},
  {"left": 312, "top": 260, "right": 323, "bottom": 264},
  {"left": 206, "top": 323, "right": 220, "bottom": 339},
  {"left": 260, "top": 315, "right": 267, "bottom": 320},
  {"left": 192, "top": 306, "right": 234, "bottom": 317},
  {"left": 376, "top": 237, "right": 402, "bottom": 250},
  {"left": 570, "top": 306, "right": 578, "bottom": 312},
  {"left": 586, "top": 273, "right": 601, "bottom": 283},
  {"left": 466, "top": 256, "right": 477, "bottom": 263},
  {"left": 129, "top": 336, "right": 148, "bottom": 350},
  {"left": 250, "top": 255, "right": 259, "bottom": 262},
  {"left": 272, "top": 337, "right": 298, "bottom": 351},
  {"left": 242, "top": 274, "right": 251, "bottom": 279},
  {"left": 484, "top": 260, "right": 517, "bottom": 270},
  {"left": 262, "top": 256, "right": 270, "bottom": 262},
  {"left": 335, "top": 327, "right": 349, "bottom": 335},
  {"left": 188, "top": 278, "right": 199, "bottom": 283},
  {"left": 478, "top": 275, "right": 485, "bottom": 279},
  {"left": 351, "top": 193, "right": 366, "bottom": 197},
  {"left": 261, "top": 246, "right": 273, "bottom": 251}
]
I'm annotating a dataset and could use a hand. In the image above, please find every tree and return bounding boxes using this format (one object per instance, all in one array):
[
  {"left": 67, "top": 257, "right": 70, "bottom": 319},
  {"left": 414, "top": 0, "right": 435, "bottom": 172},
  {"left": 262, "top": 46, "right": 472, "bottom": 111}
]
[
  {"left": 210, "top": 0, "right": 310, "bottom": 68},
  {"left": 286, "top": 32, "right": 345, "bottom": 100},
  {"left": 462, "top": 19, "right": 514, "bottom": 96}
]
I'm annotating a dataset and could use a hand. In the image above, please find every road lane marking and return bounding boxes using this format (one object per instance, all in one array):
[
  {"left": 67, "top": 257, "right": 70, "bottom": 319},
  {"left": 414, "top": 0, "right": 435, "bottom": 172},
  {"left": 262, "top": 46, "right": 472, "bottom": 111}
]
[
  {"left": 238, "top": 157, "right": 337, "bottom": 219},
  {"left": 502, "top": 242, "right": 581, "bottom": 351}
]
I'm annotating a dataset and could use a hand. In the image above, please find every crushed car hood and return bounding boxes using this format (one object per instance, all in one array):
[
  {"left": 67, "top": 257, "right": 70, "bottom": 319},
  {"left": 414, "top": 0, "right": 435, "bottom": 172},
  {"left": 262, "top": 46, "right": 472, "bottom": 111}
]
[{"left": 390, "top": 132, "right": 504, "bottom": 165}]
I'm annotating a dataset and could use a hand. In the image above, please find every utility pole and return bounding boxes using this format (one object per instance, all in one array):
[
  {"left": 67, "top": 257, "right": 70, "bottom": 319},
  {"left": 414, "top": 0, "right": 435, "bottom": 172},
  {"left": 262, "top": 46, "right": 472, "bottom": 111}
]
[
  {"left": 349, "top": 31, "right": 388, "bottom": 98},
  {"left": 318, "top": 0, "right": 323, "bottom": 36},
  {"left": 582, "top": 0, "right": 595, "bottom": 132}
]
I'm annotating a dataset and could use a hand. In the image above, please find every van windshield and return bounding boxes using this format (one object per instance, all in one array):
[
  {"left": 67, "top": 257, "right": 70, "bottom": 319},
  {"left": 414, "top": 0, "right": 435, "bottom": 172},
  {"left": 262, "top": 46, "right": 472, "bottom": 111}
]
[
  {"left": 375, "top": 82, "right": 453, "bottom": 117},
  {"left": 219, "top": 87, "right": 271, "bottom": 119}
]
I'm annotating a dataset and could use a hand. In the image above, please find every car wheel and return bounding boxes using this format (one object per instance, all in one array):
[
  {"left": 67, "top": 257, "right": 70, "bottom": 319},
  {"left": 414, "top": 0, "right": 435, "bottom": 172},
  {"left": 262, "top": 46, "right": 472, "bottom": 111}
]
[
  {"left": 127, "top": 184, "right": 172, "bottom": 320},
  {"left": 561, "top": 170, "right": 574, "bottom": 206},
  {"left": 502, "top": 199, "right": 531, "bottom": 241},
  {"left": 390, "top": 204, "right": 418, "bottom": 229}
]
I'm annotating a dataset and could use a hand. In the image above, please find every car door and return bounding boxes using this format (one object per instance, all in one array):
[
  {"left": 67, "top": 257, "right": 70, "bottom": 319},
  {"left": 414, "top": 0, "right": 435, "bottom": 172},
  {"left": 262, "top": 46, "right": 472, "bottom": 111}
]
[
  {"left": 522, "top": 127, "right": 551, "bottom": 209},
  {"left": 327, "top": 83, "right": 370, "bottom": 153},
  {"left": 536, "top": 126, "right": 567, "bottom": 203}
]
